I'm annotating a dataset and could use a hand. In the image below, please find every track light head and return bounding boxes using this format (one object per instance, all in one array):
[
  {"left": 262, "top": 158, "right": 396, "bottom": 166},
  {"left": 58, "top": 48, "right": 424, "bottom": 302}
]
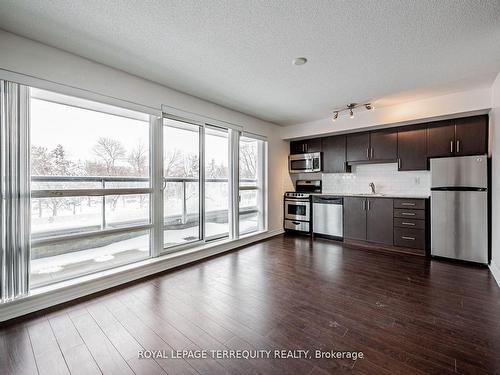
[
  {"left": 365, "top": 103, "right": 373, "bottom": 110},
  {"left": 332, "top": 111, "right": 339, "bottom": 122},
  {"left": 349, "top": 109, "right": 354, "bottom": 118}
]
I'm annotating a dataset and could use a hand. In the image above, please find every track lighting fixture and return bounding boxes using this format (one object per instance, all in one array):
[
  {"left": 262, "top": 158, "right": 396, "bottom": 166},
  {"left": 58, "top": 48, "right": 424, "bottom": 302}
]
[{"left": 330, "top": 102, "right": 373, "bottom": 122}]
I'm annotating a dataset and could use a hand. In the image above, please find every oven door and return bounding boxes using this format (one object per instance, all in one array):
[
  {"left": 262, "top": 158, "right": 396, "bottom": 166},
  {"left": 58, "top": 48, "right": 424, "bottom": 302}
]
[{"left": 284, "top": 199, "right": 310, "bottom": 221}]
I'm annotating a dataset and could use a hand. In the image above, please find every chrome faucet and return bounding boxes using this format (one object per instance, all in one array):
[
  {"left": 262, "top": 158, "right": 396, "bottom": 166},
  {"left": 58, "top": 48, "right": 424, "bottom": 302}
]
[{"left": 369, "top": 182, "right": 376, "bottom": 194}]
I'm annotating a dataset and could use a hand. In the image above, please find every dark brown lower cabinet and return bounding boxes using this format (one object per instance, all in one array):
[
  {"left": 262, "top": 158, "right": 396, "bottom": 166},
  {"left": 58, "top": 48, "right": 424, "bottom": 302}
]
[
  {"left": 366, "top": 198, "right": 393, "bottom": 245},
  {"left": 344, "top": 197, "right": 393, "bottom": 245},
  {"left": 344, "top": 197, "right": 366, "bottom": 241}
]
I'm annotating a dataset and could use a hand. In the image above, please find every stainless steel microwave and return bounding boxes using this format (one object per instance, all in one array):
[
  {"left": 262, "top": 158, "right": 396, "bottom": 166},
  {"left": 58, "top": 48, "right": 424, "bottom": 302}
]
[{"left": 289, "top": 152, "right": 322, "bottom": 173}]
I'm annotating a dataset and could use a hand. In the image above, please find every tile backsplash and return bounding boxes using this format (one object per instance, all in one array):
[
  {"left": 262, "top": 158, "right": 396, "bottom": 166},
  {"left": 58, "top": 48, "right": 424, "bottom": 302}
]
[{"left": 292, "top": 163, "right": 431, "bottom": 196}]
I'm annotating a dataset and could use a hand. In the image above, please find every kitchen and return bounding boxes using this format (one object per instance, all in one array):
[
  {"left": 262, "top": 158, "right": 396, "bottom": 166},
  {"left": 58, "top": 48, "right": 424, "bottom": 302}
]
[{"left": 285, "top": 115, "right": 489, "bottom": 263}]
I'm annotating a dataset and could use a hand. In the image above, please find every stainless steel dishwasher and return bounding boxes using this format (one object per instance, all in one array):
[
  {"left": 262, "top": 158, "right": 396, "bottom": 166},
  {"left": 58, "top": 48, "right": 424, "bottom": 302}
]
[{"left": 312, "top": 196, "right": 343, "bottom": 240}]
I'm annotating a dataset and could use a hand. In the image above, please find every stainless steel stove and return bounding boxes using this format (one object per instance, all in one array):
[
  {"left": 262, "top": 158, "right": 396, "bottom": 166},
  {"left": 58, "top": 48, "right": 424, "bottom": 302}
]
[{"left": 284, "top": 180, "right": 321, "bottom": 233}]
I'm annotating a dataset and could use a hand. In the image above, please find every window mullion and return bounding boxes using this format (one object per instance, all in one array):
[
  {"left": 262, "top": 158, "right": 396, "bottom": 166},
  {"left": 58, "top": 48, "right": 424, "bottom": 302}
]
[{"left": 151, "top": 116, "right": 163, "bottom": 257}]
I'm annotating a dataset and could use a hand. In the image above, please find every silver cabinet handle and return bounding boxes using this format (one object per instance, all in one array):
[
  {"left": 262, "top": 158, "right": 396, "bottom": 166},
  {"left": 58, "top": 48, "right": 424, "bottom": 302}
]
[
  {"left": 398, "top": 158, "right": 401, "bottom": 169},
  {"left": 402, "top": 236, "right": 415, "bottom": 240},
  {"left": 362, "top": 200, "right": 366, "bottom": 210},
  {"left": 401, "top": 212, "right": 415, "bottom": 216},
  {"left": 401, "top": 203, "right": 415, "bottom": 206},
  {"left": 450, "top": 140, "right": 454, "bottom": 153},
  {"left": 366, "top": 148, "right": 370, "bottom": 159},
  {"left": 370, "top": 147, "right": 374, "bottom": 159},
  {"left": 456, "top": 140, "right": 460, "bottom": 153},
  {"left": 367, "top": 200, "right": 371, "bottom": 210},
  {"left": 402, "top": 222, "right": 415, "bottom": 226}
]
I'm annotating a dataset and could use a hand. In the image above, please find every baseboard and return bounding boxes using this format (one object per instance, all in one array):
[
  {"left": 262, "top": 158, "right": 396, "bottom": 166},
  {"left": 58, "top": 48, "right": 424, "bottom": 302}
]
[
  {"left": 489, "top": 260, "right": 500, "bottom": 288},
  {"left": 0, "top": 229, "right": 284, "bottom": 322}
]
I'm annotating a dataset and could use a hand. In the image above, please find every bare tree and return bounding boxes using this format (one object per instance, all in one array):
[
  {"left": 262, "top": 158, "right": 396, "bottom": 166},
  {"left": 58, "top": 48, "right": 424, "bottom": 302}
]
[
  {"left": 127, "top": 142, "right": 148, "bottom": 176},
  {"left": 164, "top": 149, "right": 182, "bottom": 177},
  {"left": 240, "top": 142, "right": 257, "bottom": 179},
  {"left": 93, "top": 137, "right": 126, "bottom": 175}
]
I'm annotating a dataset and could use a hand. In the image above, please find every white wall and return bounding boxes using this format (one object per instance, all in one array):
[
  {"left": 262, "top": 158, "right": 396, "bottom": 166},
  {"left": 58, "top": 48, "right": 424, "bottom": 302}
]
[
  {"left": 490, "top": 72, "right": 500, "bottom": 284},
  {"left": 281, "top": 88, "right": 491, "bottom": 140},
  {"left": 0, "top": 29, "right": 289, "bottom": 234}
]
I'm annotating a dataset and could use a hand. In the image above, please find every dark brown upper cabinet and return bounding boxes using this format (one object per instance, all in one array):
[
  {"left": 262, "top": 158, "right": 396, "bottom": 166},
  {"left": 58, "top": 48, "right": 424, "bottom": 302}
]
[
  {"left": 346, "top": 132, "right": 370, "bottom": 162},
  {"left": 290, "top": 138, "right": 322, "bottom": 154},
  {"left": 427, "top": 120, "right": 455, "bottom": 158},
  {"left": 346, "top": 129, "right": 397, "bottom": 163},
  {"left": 370, "top": 129, "right": 398, "bottom": 161},
  {"left": 322, "top": 135, "right": 348, "bottom": 173},
  {"left": 455, "top": 115, "right": 488, "bottom": 156},
  {"left": 397, "top": 124, "right": 427, "bottom": 171},
  {"left": 427, "top": 115, "right": 487, "bottom": 158},
  {"left": 344, "top": 197, "right": 367, "bottom": 241}
]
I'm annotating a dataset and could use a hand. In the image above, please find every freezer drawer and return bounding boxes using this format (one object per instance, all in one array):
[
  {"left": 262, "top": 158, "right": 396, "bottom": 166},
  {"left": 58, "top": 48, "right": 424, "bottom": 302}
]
[{"left": 431, "top": 190, "right": 488, "bottom": 263}]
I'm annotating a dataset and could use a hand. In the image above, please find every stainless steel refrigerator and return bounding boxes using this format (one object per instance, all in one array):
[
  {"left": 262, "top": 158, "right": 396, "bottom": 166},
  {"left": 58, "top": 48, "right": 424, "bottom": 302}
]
[{"left": 430, "top": 155, "right": 488, "bottom": 264}]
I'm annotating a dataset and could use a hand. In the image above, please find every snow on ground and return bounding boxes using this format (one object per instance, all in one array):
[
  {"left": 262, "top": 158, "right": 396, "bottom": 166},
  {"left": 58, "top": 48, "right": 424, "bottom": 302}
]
[{"left": 30, "top": 217, "right": 258, "bottom": 286}]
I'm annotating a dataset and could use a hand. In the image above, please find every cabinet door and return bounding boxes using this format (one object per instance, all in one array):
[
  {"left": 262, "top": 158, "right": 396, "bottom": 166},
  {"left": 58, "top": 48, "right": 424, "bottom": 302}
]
[
  {"left": 344, "top": 197, "right": 366, "bottom": 240},
  {"left": 366, "top": 198, "right": 393, "bottom": 245},
  {"left": 370, "top": 129, "right": 397, "bottom": 161},
  {"left": 427, "top": 121, "right": 455, "bottom": 157},
  {"left": 346, "top": 133, "right": 370, "bottom": 162},
  {"left": 304, "top": 138, "right": 322, "bottom": 153},
  {"left": 397, "top": 125, "right": 427, "bottom": 170},
  {"left": 290, "top": 140, "right": 306, "bottom": 154},
  {"left": 455, "top": 115, "right": 488, "bottom": 156},
  {"left": 322, "top": 135, "right": 347, "bottom": 173}
]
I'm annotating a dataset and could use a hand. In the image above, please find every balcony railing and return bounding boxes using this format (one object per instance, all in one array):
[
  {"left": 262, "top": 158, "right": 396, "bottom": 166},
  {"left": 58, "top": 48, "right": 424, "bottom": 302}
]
[{"left": 31, "top": 175, "right": 259, "bottom": 240}]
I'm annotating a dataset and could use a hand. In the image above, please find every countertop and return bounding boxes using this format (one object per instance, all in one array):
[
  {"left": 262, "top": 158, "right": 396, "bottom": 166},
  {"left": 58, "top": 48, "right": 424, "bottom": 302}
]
[{"left": 310, "top": 193, "right": 430, "bottom": 199}]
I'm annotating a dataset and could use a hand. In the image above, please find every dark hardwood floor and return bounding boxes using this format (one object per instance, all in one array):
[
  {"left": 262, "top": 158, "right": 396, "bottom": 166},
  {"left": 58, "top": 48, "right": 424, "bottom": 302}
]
[{"left": 2, "top": 233, "right": 500, "bottom": 374}]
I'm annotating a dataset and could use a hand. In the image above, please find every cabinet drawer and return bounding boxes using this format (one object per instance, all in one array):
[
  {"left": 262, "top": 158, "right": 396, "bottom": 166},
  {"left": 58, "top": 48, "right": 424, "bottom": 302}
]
[
  {"left": 394, "top": 217, "right": 425, "bottom": 229},
  {"left": 394, "top": 208, "right": 425, "bottom": 220},
  {"left": 284, "top": 219, "right": 310, "bottom": 232},
  {"left": 394, "top": 228, "right": 425, "bottom": 249},
  {"left": 393, "top": 199, "right": 425, "bottom": 210}
]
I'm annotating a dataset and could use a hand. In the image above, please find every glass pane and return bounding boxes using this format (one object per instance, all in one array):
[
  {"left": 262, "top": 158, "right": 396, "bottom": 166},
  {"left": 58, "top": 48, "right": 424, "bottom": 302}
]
[
  {"left": 239, "top": 190, "right": 259, "bottom": 235},
  {"left": 31, "top": 196, "right": 102, "bottom": 239},
  {"left": 239, "top": 136, "right": 265, "bottom": 235},
  {"left": 29, "top": 89, "right": 152, "bottom": 286},
  {"left": 205, "top": 126, "right": 229, "bottom": 239},
  {"left": 30, "top": 89, "right": 150, "bottom": 190},
  {"left": 163, "top": 118, "right": 201, "bottom": 248},
  {"left": 105, "top": 194, "right": 150, "bottom": 229},
  {"left": 30, "top": 229, "right": 150, "bottom": 288}
]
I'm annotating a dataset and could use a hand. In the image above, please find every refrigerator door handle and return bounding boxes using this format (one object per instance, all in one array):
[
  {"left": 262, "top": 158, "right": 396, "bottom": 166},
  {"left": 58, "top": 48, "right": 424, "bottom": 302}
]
[{"left": 450, "top": 140, "right": 454, "bottom": 153}]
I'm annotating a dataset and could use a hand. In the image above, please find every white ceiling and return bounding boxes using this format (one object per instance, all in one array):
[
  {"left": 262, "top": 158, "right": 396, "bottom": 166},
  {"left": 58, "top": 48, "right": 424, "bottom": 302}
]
[{"left": 0, "top": 1, "right": 499, "bottom": 125}]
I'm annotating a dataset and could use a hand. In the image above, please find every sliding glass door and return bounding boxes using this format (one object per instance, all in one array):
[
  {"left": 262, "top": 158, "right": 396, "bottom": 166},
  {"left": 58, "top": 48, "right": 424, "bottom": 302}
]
[
  {"left": 204, "top": 125, "right": 230, "bottom": 240},
  {"left": 163, "top": 118, "right": 201, "bottom": 248}
]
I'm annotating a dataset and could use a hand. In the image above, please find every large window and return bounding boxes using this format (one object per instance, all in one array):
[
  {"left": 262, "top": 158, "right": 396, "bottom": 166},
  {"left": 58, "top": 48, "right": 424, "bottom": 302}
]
[
  {"left": 0, "top": 80, "right": 268, "bottom": 296},
  {"left": 239, "top": 136, "right": 266, "bottom": 235},
  {"left": 29, "top": 89, "right": 151, "bottom": 287}
]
